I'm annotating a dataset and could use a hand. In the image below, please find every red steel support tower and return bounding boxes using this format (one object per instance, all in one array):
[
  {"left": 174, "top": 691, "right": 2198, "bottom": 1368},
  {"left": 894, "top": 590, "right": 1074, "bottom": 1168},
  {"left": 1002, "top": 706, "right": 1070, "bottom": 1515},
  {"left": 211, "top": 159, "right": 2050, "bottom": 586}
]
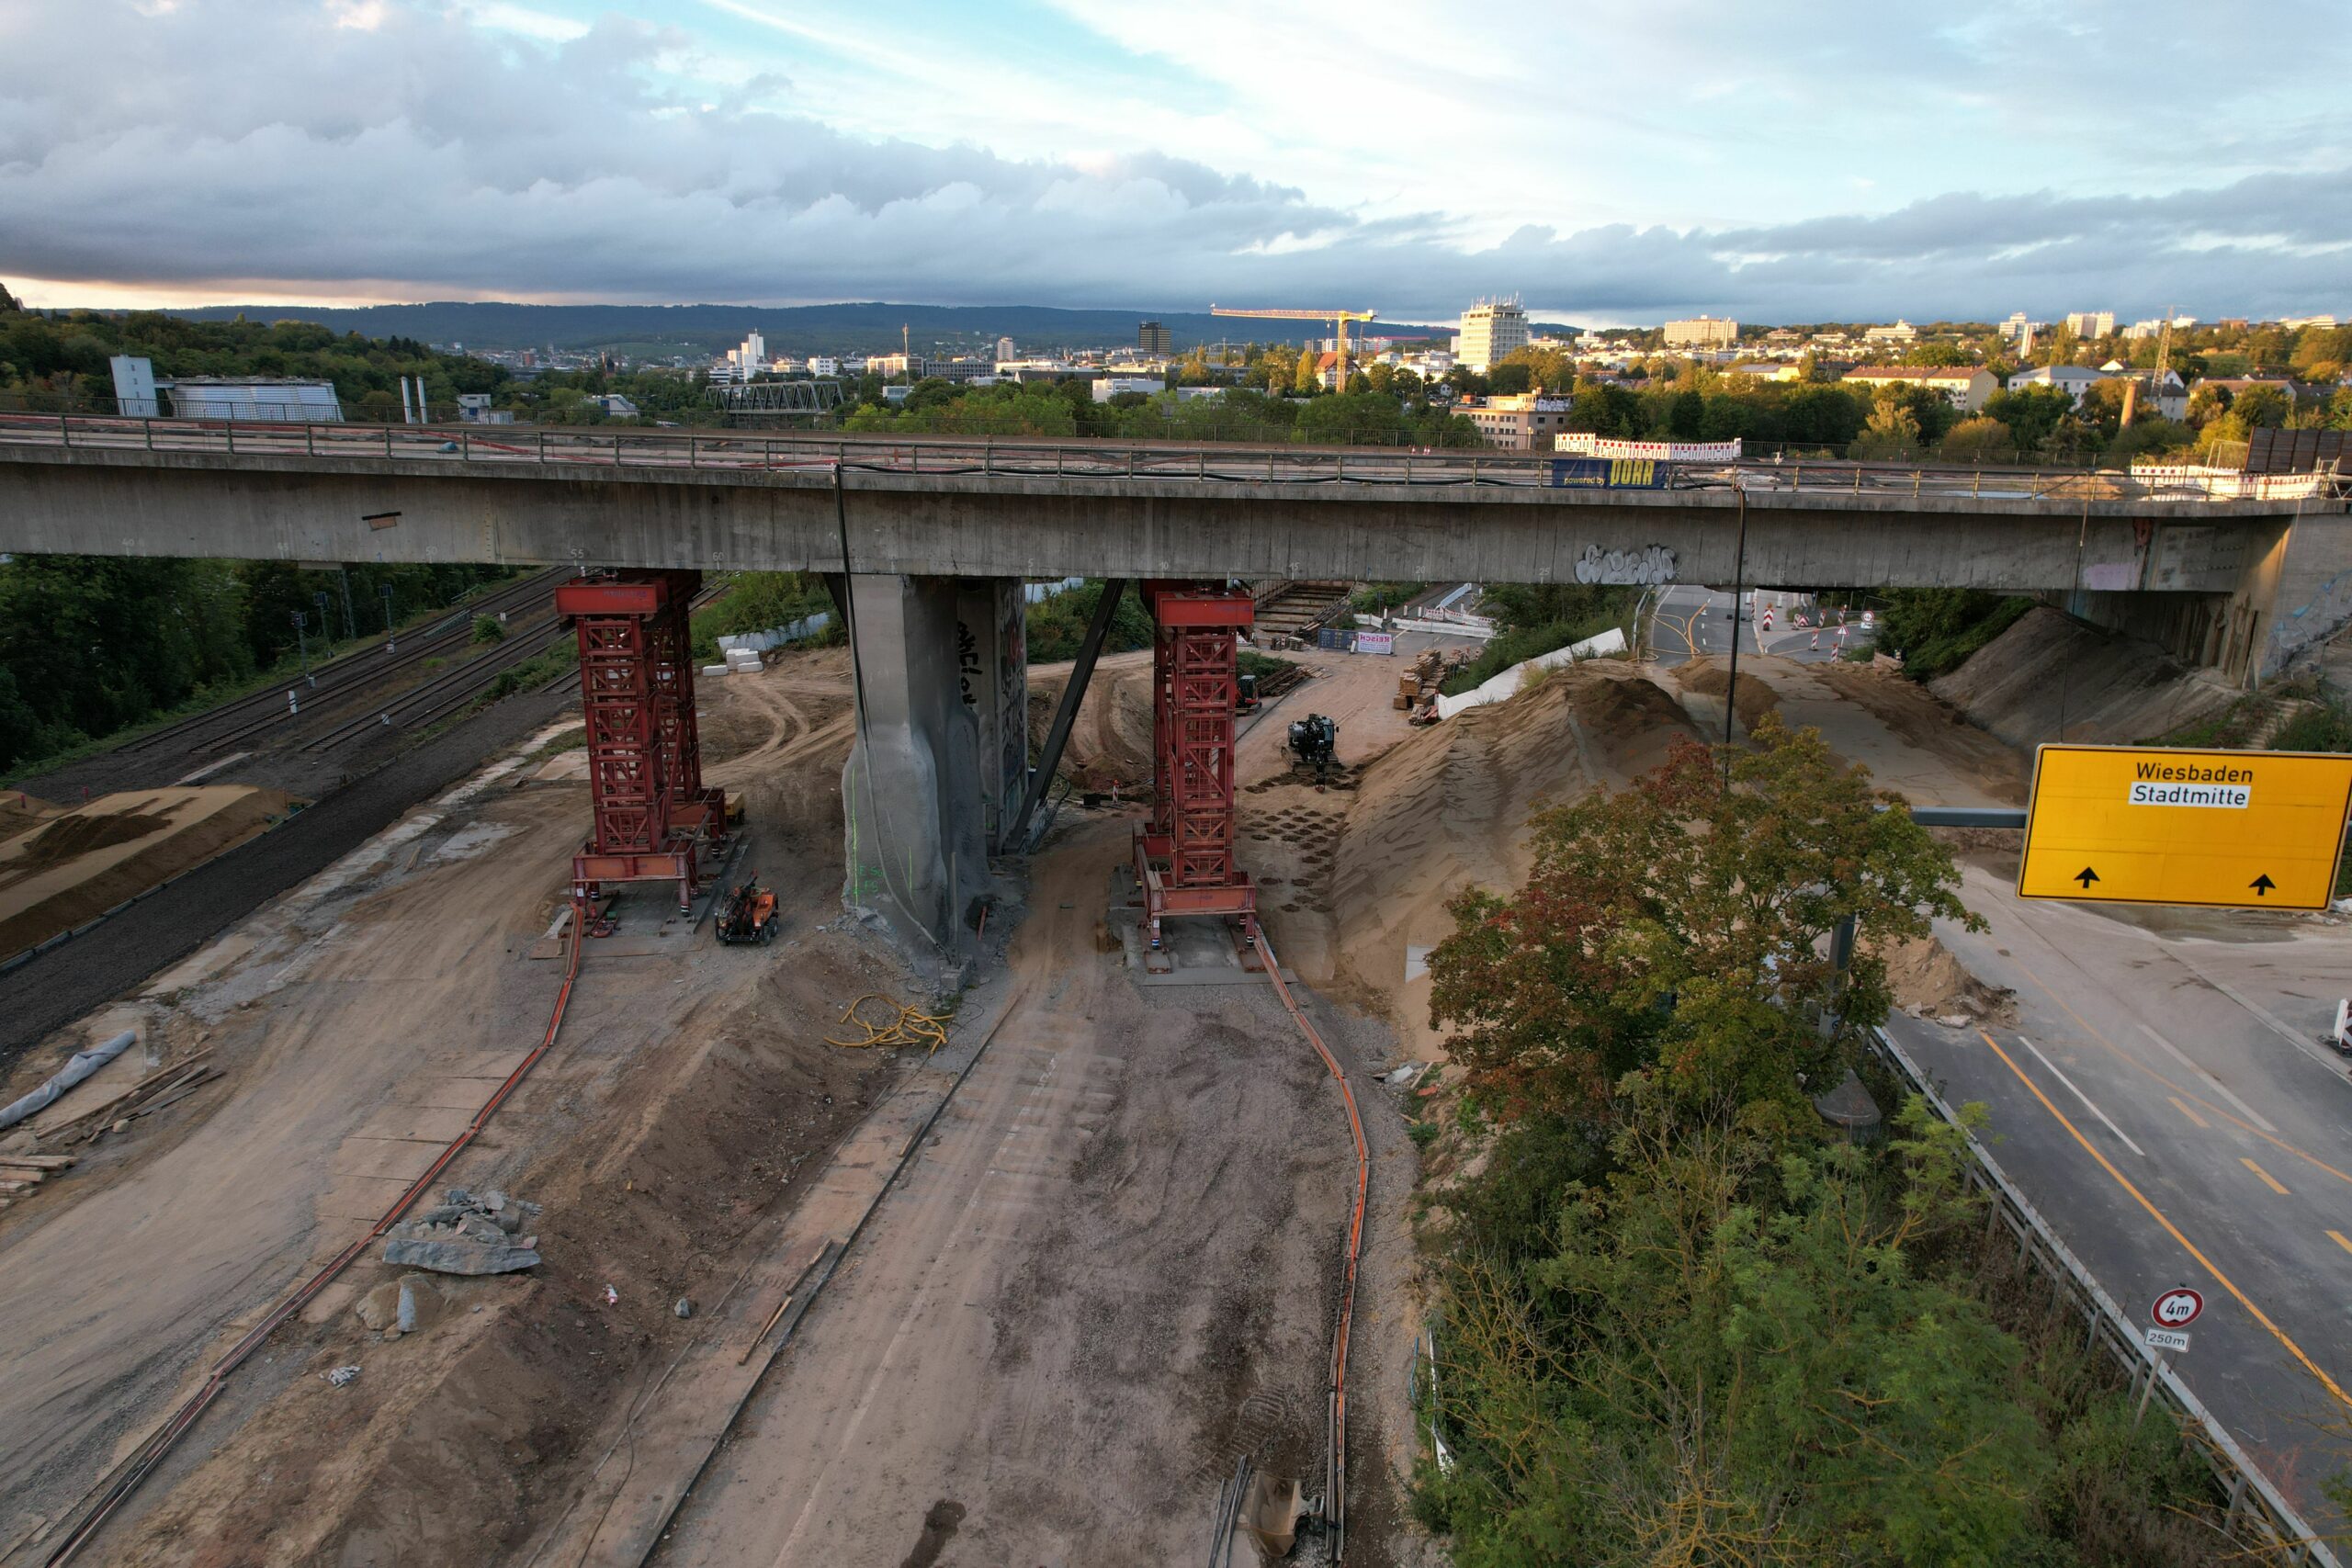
[
  {"left": 557, "top": 570, "right": 727, "bottom": 912},
  {"left": 1132, "top": 581, "right": 1256, "bottom": 949}
]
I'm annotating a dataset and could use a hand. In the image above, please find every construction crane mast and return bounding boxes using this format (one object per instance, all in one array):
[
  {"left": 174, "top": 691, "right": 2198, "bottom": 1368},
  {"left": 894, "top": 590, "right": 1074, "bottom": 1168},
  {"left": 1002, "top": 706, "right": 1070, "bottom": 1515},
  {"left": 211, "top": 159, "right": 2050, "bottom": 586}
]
[{"left": 1211, "top": 304, "right": 1379, "bottom": 391}]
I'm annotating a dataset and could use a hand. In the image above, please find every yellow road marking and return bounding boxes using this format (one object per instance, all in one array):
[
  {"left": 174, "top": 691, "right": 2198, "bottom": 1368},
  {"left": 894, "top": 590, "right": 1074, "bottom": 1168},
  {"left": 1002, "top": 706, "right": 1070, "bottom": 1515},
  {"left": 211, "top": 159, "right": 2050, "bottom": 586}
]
[
  {"left": 2328, "top": 1230, "right": 2352, "bottom": 1258},
  {"left": 2168, "top": 1095, "right": 2211, "bottom": 1128},
  {"left": 2014, "top": 960, "right": 2352, "bottom": 1190},
  {"left": 2243, "top": 1158, "right": 2291, "bottom": 1196},
  {"left": 1976, "top": 1029, "right": 2352, "bottom": 1412}
]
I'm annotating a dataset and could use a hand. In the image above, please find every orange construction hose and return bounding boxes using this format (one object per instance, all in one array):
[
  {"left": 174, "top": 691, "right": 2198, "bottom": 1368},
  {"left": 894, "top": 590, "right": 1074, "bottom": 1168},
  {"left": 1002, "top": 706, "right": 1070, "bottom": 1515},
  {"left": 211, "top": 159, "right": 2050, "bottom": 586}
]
[
  {"left": 1251, "top": 927, "right": 1368, "bottom": 1562},
  {"left": 43, "top": 898, "right": 594, "bottom": 1566}
]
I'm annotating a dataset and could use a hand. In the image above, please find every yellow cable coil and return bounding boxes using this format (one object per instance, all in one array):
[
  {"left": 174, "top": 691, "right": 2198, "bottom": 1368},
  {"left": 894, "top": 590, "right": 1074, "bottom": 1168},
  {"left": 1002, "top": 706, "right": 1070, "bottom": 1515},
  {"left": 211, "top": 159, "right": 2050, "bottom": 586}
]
[{"left": 823, "top": 992, "right": 950, "bottom": 1054}]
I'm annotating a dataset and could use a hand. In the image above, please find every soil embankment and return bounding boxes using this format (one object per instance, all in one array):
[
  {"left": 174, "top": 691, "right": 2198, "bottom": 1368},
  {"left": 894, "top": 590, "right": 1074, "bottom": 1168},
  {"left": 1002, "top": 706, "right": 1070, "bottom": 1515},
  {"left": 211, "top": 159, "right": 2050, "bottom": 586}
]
[
  {"left": 1674, "top": 656, "right": 1781, "bottom": 733},
  {"left": 1929, "top": 605, "right": 2241, "bottom": 750},
  {"left": 1025, "top": 649, "right": 1157, "bottom": 787},
  {"left": 1254, "top": 662, "right": 1698, "bottom": 1054},
  {"left": 0, "top": 785, "right": 299, "bottom": 957}
]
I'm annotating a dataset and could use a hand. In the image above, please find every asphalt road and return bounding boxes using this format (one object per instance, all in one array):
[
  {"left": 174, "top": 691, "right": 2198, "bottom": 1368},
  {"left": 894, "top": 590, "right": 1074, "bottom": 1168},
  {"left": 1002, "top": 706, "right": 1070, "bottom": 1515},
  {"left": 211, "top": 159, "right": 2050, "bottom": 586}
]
[
  {"left": 1647, "top": 582, "right": 1876, "bottom": 667},
  {"left": 1893, "top": 863, "right": 2352, "bottom": 1530}
]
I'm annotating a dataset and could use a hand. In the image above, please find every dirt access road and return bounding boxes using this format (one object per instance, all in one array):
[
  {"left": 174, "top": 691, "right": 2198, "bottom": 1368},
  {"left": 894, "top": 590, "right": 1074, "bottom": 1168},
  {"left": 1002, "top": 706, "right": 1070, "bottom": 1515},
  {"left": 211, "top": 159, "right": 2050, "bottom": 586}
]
[
  {"left": 655, "top": 815, "right": 1410, "bottom": 1565},
  {"left": 0, "top": 652, "right": 918, "bottom": 1566}
]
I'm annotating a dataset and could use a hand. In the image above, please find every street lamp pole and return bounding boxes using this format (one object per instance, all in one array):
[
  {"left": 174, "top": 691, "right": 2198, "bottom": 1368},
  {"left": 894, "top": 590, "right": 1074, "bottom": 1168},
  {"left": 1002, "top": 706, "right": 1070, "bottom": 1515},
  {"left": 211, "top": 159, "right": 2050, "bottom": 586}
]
[
  {"left": 292, "top": 610, "right": 313, "bottom": 685},
  {"left": 1722, "top": 488, "right": 1748, "bottom": 787}
]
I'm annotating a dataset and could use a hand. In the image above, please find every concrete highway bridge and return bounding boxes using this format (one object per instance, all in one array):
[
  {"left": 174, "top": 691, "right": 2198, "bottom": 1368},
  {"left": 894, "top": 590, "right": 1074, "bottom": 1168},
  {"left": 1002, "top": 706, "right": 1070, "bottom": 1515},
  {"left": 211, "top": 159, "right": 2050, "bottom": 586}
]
[{"left": 2, "top": 413, "right": 2346, "bottom": 954}]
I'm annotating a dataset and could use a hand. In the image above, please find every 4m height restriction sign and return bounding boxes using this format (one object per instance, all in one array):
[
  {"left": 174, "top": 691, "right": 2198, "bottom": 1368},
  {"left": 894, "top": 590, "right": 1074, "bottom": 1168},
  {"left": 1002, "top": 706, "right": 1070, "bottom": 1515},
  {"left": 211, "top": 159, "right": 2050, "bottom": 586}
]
[{"left": 2018, "top": 745, "right": 2352, "bottom": 910}]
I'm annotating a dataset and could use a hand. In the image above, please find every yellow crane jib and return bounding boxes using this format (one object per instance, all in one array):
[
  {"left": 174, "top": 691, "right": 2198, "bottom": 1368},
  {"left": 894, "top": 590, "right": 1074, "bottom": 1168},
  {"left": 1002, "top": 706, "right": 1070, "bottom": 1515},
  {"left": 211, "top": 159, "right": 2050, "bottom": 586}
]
[{"left": 1210, "top": 305, "right": 1380, "bottom": 389}]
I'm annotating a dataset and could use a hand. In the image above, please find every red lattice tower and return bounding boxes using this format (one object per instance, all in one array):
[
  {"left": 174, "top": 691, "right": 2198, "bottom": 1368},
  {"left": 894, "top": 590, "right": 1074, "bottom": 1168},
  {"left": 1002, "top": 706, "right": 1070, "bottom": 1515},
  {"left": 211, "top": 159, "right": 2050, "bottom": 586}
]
[
  {"left": 1132, "top": 581, "right": 1256, "bottom": 950},
  {"left": 558, "top": 570, "right": 726, "bottom": 912}
]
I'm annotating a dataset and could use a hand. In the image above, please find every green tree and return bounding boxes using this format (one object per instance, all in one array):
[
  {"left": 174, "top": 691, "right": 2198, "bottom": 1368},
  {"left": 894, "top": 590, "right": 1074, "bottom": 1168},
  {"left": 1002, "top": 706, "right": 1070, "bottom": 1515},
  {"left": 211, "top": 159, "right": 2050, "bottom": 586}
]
[
  {"left": 1939, "top": 416, "right": 2015, "bottom": 462},
  {"left": 1983, "top": 384, "right": 2073, "bottom": 455},
  {"left": 2233, "top": 383, "right": 2291, "bottom": 429},
  {"left": 1849, "top": 390, "right": 1924, "bottom": 459},
  {"left": 1293, "top": 346, "right": 1321, "bottom": 396},
  {"left": 1429, "top": 718, "right": 1974, "bottom": 1127}
]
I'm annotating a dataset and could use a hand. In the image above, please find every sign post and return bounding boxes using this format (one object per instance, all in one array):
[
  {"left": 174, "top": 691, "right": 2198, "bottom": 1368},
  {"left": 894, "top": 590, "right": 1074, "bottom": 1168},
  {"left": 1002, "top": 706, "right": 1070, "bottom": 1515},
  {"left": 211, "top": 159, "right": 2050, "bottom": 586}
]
[
  {"left": 2139, "top": 1287, "right": 2203, "bottom": 1425},
  {"left": 2020, "top": 746, "right": 2352, "bottom": 911}
]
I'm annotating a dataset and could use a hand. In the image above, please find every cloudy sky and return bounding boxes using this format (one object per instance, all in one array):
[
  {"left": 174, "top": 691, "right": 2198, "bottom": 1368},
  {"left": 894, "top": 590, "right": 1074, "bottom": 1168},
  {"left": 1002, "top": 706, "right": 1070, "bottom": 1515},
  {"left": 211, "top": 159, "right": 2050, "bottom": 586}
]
[{"left": 2, "top": 0, "right": 2347, "bottom": 324}]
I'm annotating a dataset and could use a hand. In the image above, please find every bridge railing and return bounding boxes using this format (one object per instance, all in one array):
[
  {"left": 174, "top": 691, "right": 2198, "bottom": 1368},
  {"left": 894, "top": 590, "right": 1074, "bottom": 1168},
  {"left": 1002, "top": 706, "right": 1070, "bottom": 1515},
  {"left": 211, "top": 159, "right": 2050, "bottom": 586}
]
[{"left": 2, "top": 412, "right": 2341, "bottom": 505}]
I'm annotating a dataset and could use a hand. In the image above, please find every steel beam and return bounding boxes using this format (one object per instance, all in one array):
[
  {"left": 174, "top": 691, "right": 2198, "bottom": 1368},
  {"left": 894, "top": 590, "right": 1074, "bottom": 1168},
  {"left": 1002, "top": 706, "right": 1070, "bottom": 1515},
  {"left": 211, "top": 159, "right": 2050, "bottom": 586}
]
[{"left": 1001, "top": 579, "right": 1125, "bottom": 852}]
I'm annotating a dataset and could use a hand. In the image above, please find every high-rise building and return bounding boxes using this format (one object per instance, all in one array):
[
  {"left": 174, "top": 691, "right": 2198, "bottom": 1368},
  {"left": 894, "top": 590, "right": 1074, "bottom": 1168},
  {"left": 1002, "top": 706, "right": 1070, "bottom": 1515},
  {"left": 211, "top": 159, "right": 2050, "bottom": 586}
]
[
  {"left": 1137, "top": 320, "right": 1173, "bottom": 355},
  {"left": 2064, "top": 311, "right": 2115, "bottom": 339},
  {"left": 996, "top": 335, "right": 1018, "bottom": 364},
  {"left": 1456, "top": 298, "right": 1530, "bottom": 372},
  {"left": 1663, "top": 316, "right": 1740, "bottom": 349},
  {"left": 728, "top": 329, "right": 766, "bottom": 378}
]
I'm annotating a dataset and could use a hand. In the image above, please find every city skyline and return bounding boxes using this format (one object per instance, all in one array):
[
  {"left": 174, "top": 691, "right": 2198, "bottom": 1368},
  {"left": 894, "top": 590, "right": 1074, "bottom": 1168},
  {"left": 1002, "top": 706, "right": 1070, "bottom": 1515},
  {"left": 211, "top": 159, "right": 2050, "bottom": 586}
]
[{"left": 2, "top": 1, "right": 2347, "bottom": 322}]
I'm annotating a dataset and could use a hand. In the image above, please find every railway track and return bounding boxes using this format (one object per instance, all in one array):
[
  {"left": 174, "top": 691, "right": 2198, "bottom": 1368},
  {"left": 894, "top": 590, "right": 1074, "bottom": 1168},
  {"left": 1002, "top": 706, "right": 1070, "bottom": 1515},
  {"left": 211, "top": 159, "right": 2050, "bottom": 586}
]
[{"left": 116, "top": 569, "right": 564, "bottom": 768}]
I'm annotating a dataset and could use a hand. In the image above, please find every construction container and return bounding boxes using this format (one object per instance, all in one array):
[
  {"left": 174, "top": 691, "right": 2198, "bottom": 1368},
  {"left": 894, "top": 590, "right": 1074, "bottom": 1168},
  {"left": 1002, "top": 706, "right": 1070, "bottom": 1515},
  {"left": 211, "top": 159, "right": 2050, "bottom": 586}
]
[{"left": 1392, "top": 694, "right": 1411, "bottom": 711}]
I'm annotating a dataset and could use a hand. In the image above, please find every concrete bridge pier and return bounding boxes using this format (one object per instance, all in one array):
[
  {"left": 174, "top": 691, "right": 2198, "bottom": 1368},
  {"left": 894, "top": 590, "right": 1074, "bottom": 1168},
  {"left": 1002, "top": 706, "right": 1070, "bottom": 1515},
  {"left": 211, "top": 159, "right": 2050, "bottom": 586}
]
[{"left": 836, "top": 573, "right": 1026, "bottom": 967}]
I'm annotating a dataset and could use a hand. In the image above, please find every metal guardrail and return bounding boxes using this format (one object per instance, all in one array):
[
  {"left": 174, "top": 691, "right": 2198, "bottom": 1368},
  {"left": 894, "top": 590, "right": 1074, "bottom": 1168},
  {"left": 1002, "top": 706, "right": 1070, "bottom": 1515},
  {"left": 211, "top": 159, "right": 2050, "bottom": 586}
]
[
  {"left": 1, "top": 412, "right": 2341, "bottom": 506},
  {"left": 1871, "top": 1024, "right": 2342, "bottom": 1565}
]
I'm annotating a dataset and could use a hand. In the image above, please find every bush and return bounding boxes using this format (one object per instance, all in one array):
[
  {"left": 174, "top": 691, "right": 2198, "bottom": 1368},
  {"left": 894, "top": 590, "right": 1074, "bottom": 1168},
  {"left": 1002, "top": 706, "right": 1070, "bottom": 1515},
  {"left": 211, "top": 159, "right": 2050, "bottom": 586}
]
[
  {"left": 2272, "top": 704, "right": 2352, "bottom": 755},
  {"left": 471, "top": 613, "right": 505, "bottom": 645}
]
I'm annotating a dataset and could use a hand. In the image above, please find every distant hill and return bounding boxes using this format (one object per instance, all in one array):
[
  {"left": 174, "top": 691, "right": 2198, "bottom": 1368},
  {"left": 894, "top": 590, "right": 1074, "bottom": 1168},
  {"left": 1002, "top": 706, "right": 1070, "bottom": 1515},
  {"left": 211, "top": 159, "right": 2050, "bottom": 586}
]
[{"left": 149, "top": 300, "right": 1491, "bottom": 356}]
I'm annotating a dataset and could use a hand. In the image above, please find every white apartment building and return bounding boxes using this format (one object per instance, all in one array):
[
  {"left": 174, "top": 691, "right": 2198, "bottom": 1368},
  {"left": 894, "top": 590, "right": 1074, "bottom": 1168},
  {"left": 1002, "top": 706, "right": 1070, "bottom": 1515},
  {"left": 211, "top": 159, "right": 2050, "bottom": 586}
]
[
  {"left": 1863, "top": 320, "right": 1919, "bottom": 343},
  {"left": 1663, "top": 316, "right": 1740, "bottom": 349},
  {"left": 1456, "top": 298, "right": 1531, "bottom": 373},
  {"left": 1092, "top": 376, "right": 1165, "bottom": 401},
  {"left": 808, "top": 355, "right": 840, "bottom": 377},
  {"left": 2064, "top": 311, "right": 2116, "bottom": 339},
  {"left": 1840, "top": 365, "right": 1997, "bottom": 412},
  {"left": 2007, "top": 364, "right": 2110, "bottom": 406},
  {"left": 996, "top": 335, "right": 1017, "bottom": 364}
]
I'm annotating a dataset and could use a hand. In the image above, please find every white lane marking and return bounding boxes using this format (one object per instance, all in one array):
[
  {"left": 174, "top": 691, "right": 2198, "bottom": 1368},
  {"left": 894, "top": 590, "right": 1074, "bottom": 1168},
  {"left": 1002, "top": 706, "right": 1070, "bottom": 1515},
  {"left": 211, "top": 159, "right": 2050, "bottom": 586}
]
[
  {"left": 2016, "top": 1032, "right": 2147, "bottom": 1157},
  {"left": 2137, "top": 1021, "right": 2281, "bottom": 1134}
]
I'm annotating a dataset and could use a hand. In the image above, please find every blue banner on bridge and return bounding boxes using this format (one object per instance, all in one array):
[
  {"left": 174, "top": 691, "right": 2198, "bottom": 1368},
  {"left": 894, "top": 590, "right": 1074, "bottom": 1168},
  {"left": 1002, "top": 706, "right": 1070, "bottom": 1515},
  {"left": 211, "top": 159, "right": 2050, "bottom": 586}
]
[{"left": 1549, "top": 457, "right": 1670, "bottom": 489}]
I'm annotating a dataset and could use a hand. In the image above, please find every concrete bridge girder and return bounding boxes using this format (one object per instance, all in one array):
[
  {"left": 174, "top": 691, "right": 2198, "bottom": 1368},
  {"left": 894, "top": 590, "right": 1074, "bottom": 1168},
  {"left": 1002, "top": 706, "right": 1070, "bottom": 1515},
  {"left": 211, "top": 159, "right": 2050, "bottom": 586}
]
[{"left": 0, "top": 445, "right": 2308, "bottom": 597}]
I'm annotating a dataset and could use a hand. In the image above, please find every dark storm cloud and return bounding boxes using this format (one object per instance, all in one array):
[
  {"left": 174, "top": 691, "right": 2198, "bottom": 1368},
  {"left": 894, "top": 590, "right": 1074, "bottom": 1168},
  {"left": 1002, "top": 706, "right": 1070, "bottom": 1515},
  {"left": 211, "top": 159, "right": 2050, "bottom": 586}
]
[{"left": 0, "top": 2, "right": 2344, "bottom": 321}]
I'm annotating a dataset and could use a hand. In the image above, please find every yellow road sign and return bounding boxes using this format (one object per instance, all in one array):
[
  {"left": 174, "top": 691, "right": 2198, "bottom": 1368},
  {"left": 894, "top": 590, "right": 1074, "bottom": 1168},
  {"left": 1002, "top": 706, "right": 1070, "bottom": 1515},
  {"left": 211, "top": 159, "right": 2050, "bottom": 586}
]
[{"left": 2019, "top": 744, "right": 2352, "bottom": 909}]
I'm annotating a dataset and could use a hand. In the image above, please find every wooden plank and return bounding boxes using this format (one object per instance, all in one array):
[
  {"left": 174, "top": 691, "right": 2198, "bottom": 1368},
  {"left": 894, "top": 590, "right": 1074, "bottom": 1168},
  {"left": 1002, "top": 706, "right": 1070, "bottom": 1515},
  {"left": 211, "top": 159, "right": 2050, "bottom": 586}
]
[{"left": 0, "top": 1154, "right": 76, "bottom": 1170}]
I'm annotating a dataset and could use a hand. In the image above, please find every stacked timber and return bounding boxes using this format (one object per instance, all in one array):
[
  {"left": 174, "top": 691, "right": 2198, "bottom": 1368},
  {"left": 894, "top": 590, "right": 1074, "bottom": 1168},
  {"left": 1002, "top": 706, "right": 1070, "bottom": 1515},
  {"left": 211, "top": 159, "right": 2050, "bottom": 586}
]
[
  {"left": 30, "top": 1051, "right": 220, "bottom": 1148},
  {"left": 0, "top": 1151, "right": 77, "bottom": 1210}
]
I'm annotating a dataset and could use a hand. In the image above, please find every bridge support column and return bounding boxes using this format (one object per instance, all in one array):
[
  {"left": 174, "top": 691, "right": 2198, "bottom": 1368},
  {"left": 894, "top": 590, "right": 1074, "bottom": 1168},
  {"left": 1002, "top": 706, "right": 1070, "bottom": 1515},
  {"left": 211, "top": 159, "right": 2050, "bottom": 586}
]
[{"left": 840, "top": 573, "right": 992, "bottom": 964}]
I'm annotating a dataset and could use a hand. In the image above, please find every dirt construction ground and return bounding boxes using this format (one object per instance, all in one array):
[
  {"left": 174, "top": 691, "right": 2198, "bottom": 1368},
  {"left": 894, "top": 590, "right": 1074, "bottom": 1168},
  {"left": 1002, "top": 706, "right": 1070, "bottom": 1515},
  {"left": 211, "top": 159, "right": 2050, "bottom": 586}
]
[{"left": 0, "top": 617, "right": 2089, "bottom": 1568}]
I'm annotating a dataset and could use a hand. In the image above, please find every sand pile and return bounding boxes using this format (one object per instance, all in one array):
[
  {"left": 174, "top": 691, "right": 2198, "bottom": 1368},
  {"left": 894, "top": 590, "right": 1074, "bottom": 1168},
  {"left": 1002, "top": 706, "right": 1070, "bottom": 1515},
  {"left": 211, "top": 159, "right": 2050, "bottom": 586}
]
[
  {"left": 1326, "top": 662, "right": 1698, "bottom": 1045},
  {"left": 0, "top": 785, "right": 300, "bottom": 956},
  {"left": 1929, "top": 606, "right": 2240, "bottom": 751},
  {"left": 0, "top": 792, "right": 57, "bottom": 840},
  {"left": 1874, "top": 932, "right": 2018, "bottom": 1027},
  {"left": 1025, "top": 651, "right": 1157, "bottom": 786},
  {"left": 1676, "top": 659, "right": 1781, "bottom": 733}
]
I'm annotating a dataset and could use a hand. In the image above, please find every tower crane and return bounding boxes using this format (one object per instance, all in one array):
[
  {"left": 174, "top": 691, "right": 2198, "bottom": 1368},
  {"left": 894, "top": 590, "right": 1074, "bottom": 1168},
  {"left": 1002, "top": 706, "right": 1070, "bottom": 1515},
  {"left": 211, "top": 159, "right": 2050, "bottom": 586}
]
[{"left": 1211, "top": 304, "right": 1379, "bottom": 390}]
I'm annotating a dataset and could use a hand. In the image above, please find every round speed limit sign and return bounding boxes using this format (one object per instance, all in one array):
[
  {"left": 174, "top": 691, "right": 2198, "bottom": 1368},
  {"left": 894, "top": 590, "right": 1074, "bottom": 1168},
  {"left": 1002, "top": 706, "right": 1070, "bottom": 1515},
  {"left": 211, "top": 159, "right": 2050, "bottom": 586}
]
[{"left": 2153, "top": 1287, "right": 2205, "bottom": 1328}]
